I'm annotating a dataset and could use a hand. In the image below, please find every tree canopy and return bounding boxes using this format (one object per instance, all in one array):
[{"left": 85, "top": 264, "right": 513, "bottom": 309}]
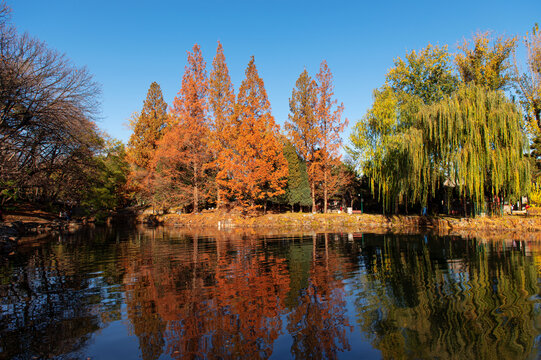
[{"left": 349, "top": 41, "right": 531, "bottom": 214}]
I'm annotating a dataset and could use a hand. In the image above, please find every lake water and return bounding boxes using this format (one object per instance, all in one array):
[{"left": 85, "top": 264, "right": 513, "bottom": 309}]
[{"left": 1, "top": 226, "right": 540, "bottom": 359}]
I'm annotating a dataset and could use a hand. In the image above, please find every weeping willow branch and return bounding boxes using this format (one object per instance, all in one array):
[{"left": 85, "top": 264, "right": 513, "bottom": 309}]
[{"left": 370, "top": 84, "right": 530, "bottom": 213}]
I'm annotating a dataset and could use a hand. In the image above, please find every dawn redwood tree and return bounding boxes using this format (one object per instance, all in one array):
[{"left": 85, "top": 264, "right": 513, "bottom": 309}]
[
  {"left": 125, "top": 82, "right": 167, "bottom": 205},
  {"left": 285, "top": 69, "right": 320, "bottom": 212},
  {"left": 221, "top": 56, "right": 288, "bottom": 210},
  {"left": 208, "top": 42, "right": 235, "bottom": 209},
  {"left": 315, "top": 61, "right": 348, "bottom": 213},
  {"left": 160, "top": 44, "right": 211, "bottom": 213},
  {"left": 151, "top": 126, "right": 196, "bottom": 211},
  {"left": 127, "top": 82, "right": 168, "bottom": 170}
]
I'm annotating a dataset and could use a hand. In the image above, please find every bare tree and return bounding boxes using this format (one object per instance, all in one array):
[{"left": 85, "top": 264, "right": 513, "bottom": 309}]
[{"left": 0, "top": 1, "right": 102, "bottom": 204}]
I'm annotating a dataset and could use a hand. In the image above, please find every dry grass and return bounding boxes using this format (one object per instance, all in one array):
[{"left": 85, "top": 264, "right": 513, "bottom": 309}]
[{"left": 139, "top": 211, "right": 541, "bottom": 241}]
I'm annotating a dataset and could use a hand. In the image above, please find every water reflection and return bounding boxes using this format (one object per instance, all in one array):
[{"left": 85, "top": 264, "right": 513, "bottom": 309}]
[
  {"left": 0, "top": 227, "right": 540, "bottom": 359},
  {"left": 287, "top": 234, "right": 353, "bottom": 360},
  {"left": 353, "top": 234, "right": 541, "bottom": 359}
]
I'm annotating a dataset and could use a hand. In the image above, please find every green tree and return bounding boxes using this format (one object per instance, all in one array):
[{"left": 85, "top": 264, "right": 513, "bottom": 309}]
[
  {"left": 530, "top": 134, "right": 541, "bottom": 180},
  {"left": 283, "top": 140, "right": 312, "bottom": 211},
  {"left": 350, "top": 45, "right": 529, "bottom": 214},
  {"left": 82, "top": 136, "right": 129, "bottom": 217},
  {"left": 350, "top": 45, "right": 457, "bottom": 212},
  {"left": 387, "top": 44, "right": 458, "bottom": 106},
  {"left": 410, "top": 85, "right": 529, "bottom": 211}
]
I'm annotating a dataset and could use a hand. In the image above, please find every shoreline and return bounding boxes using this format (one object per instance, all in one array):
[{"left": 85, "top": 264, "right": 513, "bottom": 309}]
[
  {"left": 0, "top": 219, "right": 84, "bottom": 256},
  {"left": 141, "top": 212, "right": 541, "bottom": 239},
  {"left": 4, "top": 211, "right": 541, "bottom": 257},
  {"left": 148, "top": 212, "right": 541, "bottom": 231}
]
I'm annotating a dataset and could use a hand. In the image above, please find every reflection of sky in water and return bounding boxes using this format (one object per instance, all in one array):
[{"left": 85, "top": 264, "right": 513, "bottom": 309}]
[
  {"left": 80, "top": 310, "right": 141, "bottom": 360},
  {"left": 0, "top": 228, "right": 540, "bottom": 359}
]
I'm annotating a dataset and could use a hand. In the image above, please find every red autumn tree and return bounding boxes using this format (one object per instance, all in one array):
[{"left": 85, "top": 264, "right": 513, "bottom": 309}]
[
  {"left": 285, "top": 69, "right": 320, "bottom": 212},
  {"left": 315, "top": 61, "right": 347, "bottom": 213},
  {"left": 208, "top": 42, "right": 235, "bottom": 210},
  {"left": 220, "top": 56, "right": 288, "bottom": 210},
  {"left": 153, "top": 44, "right": 211, "bottom": 213}
]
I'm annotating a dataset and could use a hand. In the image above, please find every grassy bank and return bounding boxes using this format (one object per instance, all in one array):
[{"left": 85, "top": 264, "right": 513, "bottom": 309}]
[{"left": 144, "top": 211, "right": 541, "bottom": 235}]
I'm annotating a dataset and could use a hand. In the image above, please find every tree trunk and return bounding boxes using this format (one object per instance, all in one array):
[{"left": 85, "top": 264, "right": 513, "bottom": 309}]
[
  {"left": 193, "top": 164, "right": 199, "bottom": 213},
  {"left": 216, "top": 186, "right": 221, "bottom": 210},
  {"left": 194, "top": 185, "right": 199, "bottom": 213},
  {"left": 405, "top": 194, "right": 408, "bottom": 215},
  {"left": 323, "top": 164, "right": 328, "bottom": 213}
]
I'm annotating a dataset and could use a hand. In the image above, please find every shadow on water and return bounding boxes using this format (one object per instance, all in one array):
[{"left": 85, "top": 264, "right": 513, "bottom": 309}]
[{"left": 0, "top": 226, "right": 540, "bottom": 359}]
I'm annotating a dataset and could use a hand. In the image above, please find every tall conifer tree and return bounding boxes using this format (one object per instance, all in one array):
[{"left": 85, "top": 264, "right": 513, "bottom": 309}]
[
  {"left": 286, "top": 69, "right": 320, "bottom": 212},
  {"left": 155, "top": 44, "right": 210, "bottom": 213},
  {"left": 209, "top": 42, "right": 235, "bottom": 209},
  {"left": 127, "top": 82, "right": 167, "bottom": 170},
  {"left": 222, "top": 56, "right": 288, "bottom": 210},
  {"left": 315, "top": 61, "right": 348, "bottom": 213},
  {"left": 126, "top": 82, "right": 167, "bottom": 204}
]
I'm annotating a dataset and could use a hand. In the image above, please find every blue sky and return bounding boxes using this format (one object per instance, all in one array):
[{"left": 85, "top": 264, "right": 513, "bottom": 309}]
[{"left": 10, "top": 0, "right": 541, "bottom": 145}]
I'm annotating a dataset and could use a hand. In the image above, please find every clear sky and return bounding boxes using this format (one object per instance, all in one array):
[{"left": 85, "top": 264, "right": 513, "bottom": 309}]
[{"left": 9, "top": 0, "right": 541, "bottom": 145}]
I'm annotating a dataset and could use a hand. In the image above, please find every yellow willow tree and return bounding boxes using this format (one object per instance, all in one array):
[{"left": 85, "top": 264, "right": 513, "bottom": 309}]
[
  {"left": 349, "top": 45, "right": 458, "bottom": 213},
  {"left": 154, "top": 44, "right": 211, "bottom": 213},
  {"left": 413, "top": 85, "right": 530, "bottom": 210},
  {"left": 455, "top": 32, "right": 517, "bottom": 91},
  {"left": 285, "top": 69, "right": 319, "bottom": 212},
  {"left": 220, "top": 56, "right": 288, "bottom": 211},
  {"left": 208, "top": 41, "right": 235, "bottom": 210},
  {"left": 315, "top": 61, "right": 348, "bottom": 213},
  {"left": 366, "top": 84, "right": 530, "bottom": 213}
]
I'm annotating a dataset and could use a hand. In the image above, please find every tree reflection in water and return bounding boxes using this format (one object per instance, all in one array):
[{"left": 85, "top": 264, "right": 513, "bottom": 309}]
[
  {"left": 0, "top": 227, "right": 540, "bottom": 359},
  {"left": 0, "top": 228, "right": 124, "bottom": 359},
  {"left": 286, "top": 234, "right": 353, "bottom": 359},
  {"left": 352, "top": 234, "right": 541, "bottom": 359}
]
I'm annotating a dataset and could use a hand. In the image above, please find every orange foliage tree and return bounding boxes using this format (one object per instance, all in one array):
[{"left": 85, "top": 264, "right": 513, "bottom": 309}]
[
  {"left": 126, "top": 82, "right": 168, "bottom": 203},
  {"left": 153, "top": 44, "right": 212, "bottom": 212},
  {"left": 285, "top": 69, "right": 320, "bottom": 212},
  {"left": 286, "top": 63, "right": 347, "bottom": 213},
  {"left": 219, "top": 56, "right": 288, "bottom": 210},
  {"left": 315, "top": 61, "right": 347, "bottom": 213},
  {"left": 208, "top": 42, "right": 235, "bottom": 210}
]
